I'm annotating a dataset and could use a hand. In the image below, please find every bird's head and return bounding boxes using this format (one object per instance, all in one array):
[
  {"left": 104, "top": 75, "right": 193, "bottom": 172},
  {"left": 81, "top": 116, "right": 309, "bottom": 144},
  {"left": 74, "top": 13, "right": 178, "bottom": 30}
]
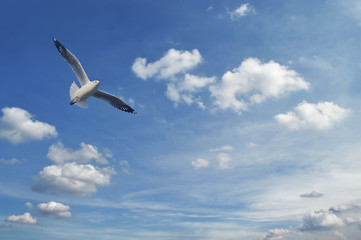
[{"left": 93, "top": 80, "right": 100, "bottom": 85}]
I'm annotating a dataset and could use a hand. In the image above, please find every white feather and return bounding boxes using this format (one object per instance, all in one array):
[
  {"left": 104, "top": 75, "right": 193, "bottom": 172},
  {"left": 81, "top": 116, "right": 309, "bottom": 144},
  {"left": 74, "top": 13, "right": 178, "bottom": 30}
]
[
  {"left": 70, "top": 81, "right": 79, "bottom": 100},
  {"left": 75, "top": 100, "right": 88, "bottom": 108}
]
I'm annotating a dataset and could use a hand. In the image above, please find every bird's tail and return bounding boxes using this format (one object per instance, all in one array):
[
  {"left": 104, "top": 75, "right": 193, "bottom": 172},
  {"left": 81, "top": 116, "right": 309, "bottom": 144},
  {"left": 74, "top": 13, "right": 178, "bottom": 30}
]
[
  {"left": 69, "top": 81, "right": 88, "bottom": 108},
  {"left": 70, "top": 81, "right": 79, "bottom": 100}
]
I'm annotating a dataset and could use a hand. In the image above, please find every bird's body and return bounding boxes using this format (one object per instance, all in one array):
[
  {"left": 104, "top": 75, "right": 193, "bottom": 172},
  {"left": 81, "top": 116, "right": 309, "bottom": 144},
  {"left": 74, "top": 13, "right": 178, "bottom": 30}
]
[
  {"left": 70, "top": 81, "right": 99, "bottom": 107},
  {"left": 53, "top": 37, "right": 136, "bottom": 114}
]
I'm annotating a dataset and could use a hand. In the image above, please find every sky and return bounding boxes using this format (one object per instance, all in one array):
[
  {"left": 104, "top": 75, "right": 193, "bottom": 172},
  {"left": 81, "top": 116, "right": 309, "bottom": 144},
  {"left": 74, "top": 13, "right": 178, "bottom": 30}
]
[{"left": 1, "top": 0, "right": 361, "bottom": 239}]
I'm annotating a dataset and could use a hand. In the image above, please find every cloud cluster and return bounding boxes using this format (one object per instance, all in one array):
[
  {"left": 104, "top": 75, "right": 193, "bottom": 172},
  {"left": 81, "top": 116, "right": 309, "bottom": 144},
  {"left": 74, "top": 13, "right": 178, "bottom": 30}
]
[
  {"left": 298, "top": 210, "right": 344, "bottom": 231},
  {"left": 261, "top": 204, "right": 361, "bottom": 240},
  {"left": 37, "top": 201, "right": 72, "bottom": 218},
  {"left": 275, "top": 101, "right": 350, "bottom": 130},
  {"left": 210, "top": 58, "right": 310, "bottom": 113},
  {"left": 6, "top": 212, "right": 37, "bottom": 225},
  {"left": 229, "top": 3, "right": 255, "bottom": 20},
  {"left": 133, "top": 51, "right": 312, "bottom": 113},
  {"left": 132, "top": 49, "right": 215, "bottom": 107},
  {"left": 5, "top": 201, "right": 72, "bottom": 227},
  {"left": 33, "top": 142, "right": 116, "bottom": 196},
  {"left": 0, "top": 107, "right": 57, "bottom": 144}
]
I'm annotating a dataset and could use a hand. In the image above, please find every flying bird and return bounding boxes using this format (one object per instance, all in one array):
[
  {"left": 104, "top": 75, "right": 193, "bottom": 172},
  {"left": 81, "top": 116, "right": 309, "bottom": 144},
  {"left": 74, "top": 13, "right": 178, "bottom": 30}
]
[{"left": 53, "top": 37, "right": 136, "bottom": 114}]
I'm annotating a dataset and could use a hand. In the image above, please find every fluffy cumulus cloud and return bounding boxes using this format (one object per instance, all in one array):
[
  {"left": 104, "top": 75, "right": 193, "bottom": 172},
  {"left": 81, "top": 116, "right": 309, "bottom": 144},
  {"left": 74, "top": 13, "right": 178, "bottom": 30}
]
[
  {"left": 33, "top": 162, "right": 115, "bottom": 196},
  {"left": 210, "top": 58, "right": 310, "bottom": 113},
  {"left": 298, "top": 210, "right": 344, "bottom": 231},
  {"left": 132, "top": 48, "right": 202, "bottom": 80},
  {"left": 275, "top": 101, "right": 350, "bottom": 130},
  {"left": 0, "top": 107, "right": 57, "bottom": 144},
  {"left": 6, "top": 212, "right": 37, "bottom": 224},
  {"left": 47, "top": 142, "right": 110, "bottom": 165},
  {"left": 191, "top": 158, "right": 210, "bottom": 169},
  {"left": 37, "top": 201, "right": 72, "bottom": 218},
  {"left": 229, "top": 3, "right": 255, "bottom": 20}
]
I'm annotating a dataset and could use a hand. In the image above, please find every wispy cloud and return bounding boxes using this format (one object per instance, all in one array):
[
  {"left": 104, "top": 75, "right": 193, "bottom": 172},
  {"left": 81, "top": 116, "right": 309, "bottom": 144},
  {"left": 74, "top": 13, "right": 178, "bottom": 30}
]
[
  {"left": 261, "top": 228, "right": 289, "bottom": 240},
  {"left": 209, "top": 145, "right": 234, "bottom": 152},
  {"left": 191, "top": 158, "right": 210, "bottom": 169},
  {"left": 0, "top": 158, "right": 20, "bottom": 165},
  {"left": 229, "top": 3, "right": 255, "bottom": 20}
]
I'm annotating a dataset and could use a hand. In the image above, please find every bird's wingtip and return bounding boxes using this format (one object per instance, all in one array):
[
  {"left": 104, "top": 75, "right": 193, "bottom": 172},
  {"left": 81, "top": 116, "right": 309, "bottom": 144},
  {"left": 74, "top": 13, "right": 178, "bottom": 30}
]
[{"left": 52, "top": 37, "right": 57, "bottom": 42}]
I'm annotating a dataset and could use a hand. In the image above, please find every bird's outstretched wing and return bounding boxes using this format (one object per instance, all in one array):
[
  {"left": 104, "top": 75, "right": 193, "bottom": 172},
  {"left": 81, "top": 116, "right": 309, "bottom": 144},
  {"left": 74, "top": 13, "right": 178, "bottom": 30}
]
[
  {"left": 92, "top": 90, "right": 137, "bottom": 114},
  {"left": 53, "top": 38, "right": 90, "bottom": 86}
]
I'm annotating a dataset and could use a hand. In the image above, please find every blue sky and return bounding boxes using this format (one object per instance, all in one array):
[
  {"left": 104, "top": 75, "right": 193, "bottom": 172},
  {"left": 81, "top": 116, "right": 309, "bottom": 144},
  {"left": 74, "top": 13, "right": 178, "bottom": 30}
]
[{"left": 1, "top": 0, "right": 361, "bottom": 239}]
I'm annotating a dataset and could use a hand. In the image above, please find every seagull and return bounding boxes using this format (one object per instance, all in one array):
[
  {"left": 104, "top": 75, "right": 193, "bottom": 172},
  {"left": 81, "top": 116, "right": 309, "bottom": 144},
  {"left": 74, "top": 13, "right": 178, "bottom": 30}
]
[{"left": 53, "top": 37, "right": 136, "bottom": 114}]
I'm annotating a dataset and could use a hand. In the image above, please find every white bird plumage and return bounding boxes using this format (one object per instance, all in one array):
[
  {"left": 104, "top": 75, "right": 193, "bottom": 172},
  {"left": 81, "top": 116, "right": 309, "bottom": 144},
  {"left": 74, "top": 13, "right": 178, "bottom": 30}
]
[{"left": 53, "top": 37, "right": 136, "bottom": 114}]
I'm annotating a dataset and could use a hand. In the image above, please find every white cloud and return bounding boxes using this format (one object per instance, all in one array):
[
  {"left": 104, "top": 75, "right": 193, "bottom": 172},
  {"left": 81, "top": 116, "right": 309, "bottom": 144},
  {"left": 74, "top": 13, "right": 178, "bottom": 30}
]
[
  {"left": 298, "top": 210, "right": 344, "bottom": 231},
  {"left": 210, "top": 58, "right": 310, "bottom": 113},
  {"left": 0, "top": 158, "right": 20, "bottom": 165},
  {"left": 192, "top": 158, "right": 210, "bottom": 169},
  {"left": 298, "top": 56, "right": 332, "bottom": 70},
  {"left": 132, "top": 48, "right": 202, "bottom": 80},
  {"left": 329, "top": 205, "right": 349, "bottom": 213},
  {"left": 275, "top": 101, "right": 350, "bottom": 130},
  {"left": 229, "top": 3, "right": 255, "bottom": 20},
  {"left": 246, "top": 142, "right": 257, "bottom": 148},
  {"left": 33, "top": 162, "right": 116, "bottom": 196},
  {"left": 300, "top": 191, "right": 324, "bottom": 198},
  {"left": 216, "top": 152, "right": 233, "bottom": 169},
  {"left": 333, "top": 230, "right": 347, "bottom": 240},
  {"left": 6, "top": 212, "right": 37, "bottom": 224},
  {"left": 47, "top": 142, "right": 110, "bottom": 165},
  {"left": 166, "top": 74, "right": 216, "bottom": 105},
  {"left": 262, "top": 228, "right": 289, "bottom": 240},
  {"left": 0, "top": 107, "right": 57, "bottom": 144},
  {"left": 338, "top": 0, "right": 361, "bottom": 26},
  {"left": 25, "top": 202, "right": 33, "bottom": 210},
  {"left": 37, "top": 201, "right": 72, "bottom": 218},
  {"left": 209, "top": 145, "right": 234, "bottom": 152}
]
